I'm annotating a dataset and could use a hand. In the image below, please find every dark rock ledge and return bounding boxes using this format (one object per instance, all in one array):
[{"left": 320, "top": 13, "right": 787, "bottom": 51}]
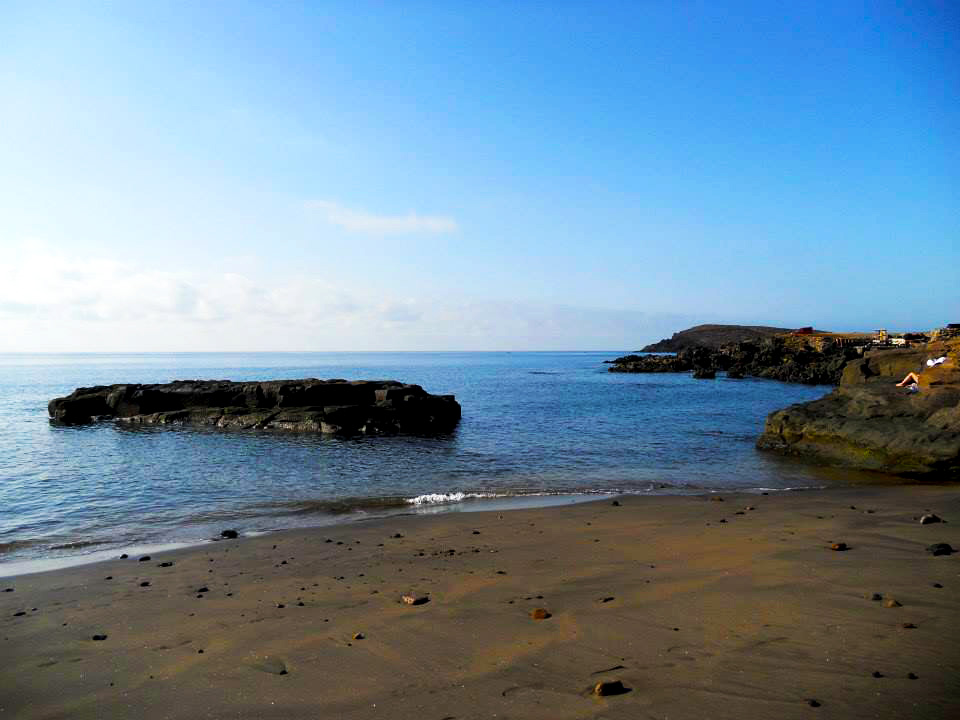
[{"left": 49, "top": 379, "right": 461, "bottom": 436}]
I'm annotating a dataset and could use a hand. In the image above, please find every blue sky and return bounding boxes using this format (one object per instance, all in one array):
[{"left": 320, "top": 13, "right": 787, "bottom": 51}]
[{"left": 1, "top": 1, "right": 957, "bottom": 350}]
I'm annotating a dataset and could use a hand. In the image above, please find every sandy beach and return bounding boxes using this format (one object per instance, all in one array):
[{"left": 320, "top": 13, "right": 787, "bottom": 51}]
[{"left": 3, "top": 485, "right": 959, "bottom": 720}]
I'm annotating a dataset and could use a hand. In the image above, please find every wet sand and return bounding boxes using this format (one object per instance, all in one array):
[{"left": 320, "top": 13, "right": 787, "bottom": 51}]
[{"left": 2, "top": 485, "right": 959, "bottom": 719}]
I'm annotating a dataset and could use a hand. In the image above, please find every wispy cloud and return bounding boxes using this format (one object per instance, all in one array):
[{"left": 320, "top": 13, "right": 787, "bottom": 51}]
[
  {"left": 307, "top": 200, "right": 458, "bottom": 235},
  {"left": 0, "top": 243, "right": 692, "bottom": 351}
]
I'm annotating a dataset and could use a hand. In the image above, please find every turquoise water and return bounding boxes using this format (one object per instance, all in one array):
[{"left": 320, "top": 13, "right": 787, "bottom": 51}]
[{"left": 0, "top": 351, "right": 858, "bottom": 570}]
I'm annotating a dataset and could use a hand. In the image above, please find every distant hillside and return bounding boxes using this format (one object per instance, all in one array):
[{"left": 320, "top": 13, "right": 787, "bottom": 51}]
[{"left": 640, "top": 324, "right": 795, "bottom": 352}]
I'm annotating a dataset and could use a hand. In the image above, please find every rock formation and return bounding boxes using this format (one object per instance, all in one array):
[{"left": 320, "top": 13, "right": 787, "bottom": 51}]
[
  {"left": 641, "top": 324, "right": 794, "bottom": 353},
  {"left": 49, "top": 379, "right": 461, "bottom": 436},
  {"left": 757, "top": 343, "right": 960, "bottom": 478},
  {"left": 609, "top": 336, "right": 856, "bottom": 385}
]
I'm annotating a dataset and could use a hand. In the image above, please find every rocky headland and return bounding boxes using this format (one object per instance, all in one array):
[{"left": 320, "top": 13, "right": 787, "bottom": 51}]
[
  {"left": 49, "top": 379, "right": 461, "bottom": 435},
  {"left": 609, "top": 335, "right": 856, "bottom": 385},
  {"left": 639, "top": 324, "right": 794, "bottom": 352},
  {"left": 757, "top": 341, "right": 960, "bottom": 478}
]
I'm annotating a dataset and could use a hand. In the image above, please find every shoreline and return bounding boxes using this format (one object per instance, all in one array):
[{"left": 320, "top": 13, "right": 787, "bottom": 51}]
[
  {"left": 0, "top": 484, "right": 857, "bottom": 579},
  {"left": 3, "top": 484, "right": 959, "bottom": 719}
]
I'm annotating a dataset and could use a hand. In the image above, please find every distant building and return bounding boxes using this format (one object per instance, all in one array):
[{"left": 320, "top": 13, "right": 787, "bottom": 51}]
[
  {"left": 874, "top": 329, "right": 889, "bottom": 344},
  {"left": 792, "top": 326, "right": 814, "bottom": 335}
]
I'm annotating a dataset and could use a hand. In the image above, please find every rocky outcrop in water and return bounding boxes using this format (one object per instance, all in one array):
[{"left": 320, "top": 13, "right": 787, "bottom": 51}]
[
  {"left": 49, "top": 379, "right": 461, "bottom": 435},
  {"left": 757, "top": 344, "right": 960, "bottom": 478},
  {"left": 609, "top": 337, "right": 857, "bottom": 385}
]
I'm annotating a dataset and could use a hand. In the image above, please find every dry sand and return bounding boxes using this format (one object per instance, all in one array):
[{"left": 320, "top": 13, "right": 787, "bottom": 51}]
[{"left": 2, "top": 485, "right": 959, "bottom": 719}]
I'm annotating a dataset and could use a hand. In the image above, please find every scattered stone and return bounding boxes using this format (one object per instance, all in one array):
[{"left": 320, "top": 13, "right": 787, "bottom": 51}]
[
  {"left": 611, "top": 500, "right": 620, "bottom": 507},
  {"left": 830, "top": 542, "right": 848, "bottom": 551},
  {"left": 220, "top": 529, "right": 239, "bottom": 539},
  {"left": 401, "top": 594, "right": 429, "bottom": 606},
  {"left": 907, "top": 672, "right": 918, "bottom": 680},
  {"left": 92, "top": 634, "right": 107, "bottom": 641},
  {"left": 926, "top": 543, "right": 954, "bottom": 556},
  {"left": 352, "top": 632, "right": 365, "bottom": 640},
  {"left": 392, "top": 533, "right": 403, "bottom": 539},
  {"left": 593, "top": 680, "right": 628, "bottom": 697},
  {"left": 872, "top": 671, "right": 883, "bottom": 678},
  {"left": 530, "top": 608, "right": 551, "bottom": 620},
  {"left": 882, "top": 598, "right": 902, "bottom": 608},
  {"left": 745, "top": 506, "right": 755, "bottom": 511},
  {"left": 276, "top": 603, "right": 285, "bottom": 609},
  {"left": 472, "top": 530, "right": 481, "bottom": 534},
  {"left": 496, "top": 570, "right": 507, "bottom": 575},
  {"left": 932, "top": 583, "right": 943, "bottom": 588},
  {"left": 196, "top": 587, "right": 209, "bottom": 593},
  {"left": 902, "top": 623, "right": 918, "bottom": 629},
  {"left": 711, "top": 497, "right": 724, "bottom": 502},
  {"left": 157, "top": 562, "right": 173, "bottom": 568},
  {"left": 719, "top": 519, "right": 727, "bottom": 524},
  {"left": 13, "top": 611, "right": 26, "bottom": 617},
  {"left": 868, "top": 593, "right": 882, "bottom": 601},
  {"left": 2, "top": 588, "right": 12, "bottom": 592},
  {"left": 735, "top": 511, "right": 745, "bottom": 515},
  {"left": 138, "top": 556, "right": 151, "bottom": 562},
  {"left": 599, "top": 597, "right": 615, "bottom": 603},
  {"left": 105, "top": 576, "right": 113, "bottom": 580},
  {"left": 119, "top": 554, "right": 128, "bottom": 559},
  {"left": 807, "top": 699, "right": 821, "bottom": 708}
]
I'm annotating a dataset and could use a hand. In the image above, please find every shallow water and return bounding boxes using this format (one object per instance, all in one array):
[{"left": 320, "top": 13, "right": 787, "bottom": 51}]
[{"left": 0, "top": 351, "right": 891, "bottom": 571}]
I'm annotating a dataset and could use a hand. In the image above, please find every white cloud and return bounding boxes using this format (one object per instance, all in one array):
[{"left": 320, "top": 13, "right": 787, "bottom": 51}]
[
  {"left": 307, "top": 200, "right": 458, "bottom": 235},
  {"left": 0, "top": 243, "right": 692, "bottom": 351}
]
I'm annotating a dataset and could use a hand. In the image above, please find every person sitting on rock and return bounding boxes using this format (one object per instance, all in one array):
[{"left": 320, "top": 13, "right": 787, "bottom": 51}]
[{"left": 896, "top": 371, "right": 921, "bottom": 387}]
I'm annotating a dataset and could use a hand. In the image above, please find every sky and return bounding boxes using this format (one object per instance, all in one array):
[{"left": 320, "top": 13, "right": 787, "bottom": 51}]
[{"left": 1, "top": 1, "right": 957, "bottom": 351}]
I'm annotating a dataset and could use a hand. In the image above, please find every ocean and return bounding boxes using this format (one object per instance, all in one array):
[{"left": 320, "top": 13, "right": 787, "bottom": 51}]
[{"left": 0, "top": 351, "right": 890, "bottom": 574}]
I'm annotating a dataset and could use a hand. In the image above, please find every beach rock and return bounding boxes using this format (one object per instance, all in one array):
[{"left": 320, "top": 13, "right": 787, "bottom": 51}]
[
  {"left": 907, "top": 672, "right": 919, "bottom": 680},
  {"left": 807, "top": 699, "right": 822, "bottom": 707},
  {"left": 49, "top": 379, "right": 461, "bottom": 436},
  {"left": 611, "top": 500, "right": 620, "bottom": 507},
  {"left": 757, "top": 344, "right": 960, "bottom": 477},
  {"left": 138, "top": 556, "right": 150, "bottom": 562},
  {"left": 830, "top": 542, "right": 848, "bottom": 551},
  {"left": 530, "top": 608, "right": 551, "bottom": 620},
  {"left": 352, "top": 632, "right": 365, "bottom": 640},
  {"left": 902, "top": 622, "right": 918, "bottom": 629},
  {"left": 92, "top": 634, "right": 107, "bottom": 641},
  {"left": 157, "top": 561, "right": 173, "bottom": 567},
  {"left": 868, "top": 593, "right": 882, "bottom": 601},
  {"left": 919, "top": 514, "right": 942, "bottom": 525},
  {"left": 220, "top": 529, "right": 239, "bottom": 539},
  {"left": 882, "top": 598, "right": 902, "bottom": 608},
  {"left": 593, "top": 680, "right": 628, "bottom": 696},
  {"left": 926, "top": 543, "right": 954, "bottom": 556},
  {"left": 401, "top": 594, "right": 429, "bottom": 606},
  {"left": 692, "top": 367, "right": 716, "bottom": 379}
]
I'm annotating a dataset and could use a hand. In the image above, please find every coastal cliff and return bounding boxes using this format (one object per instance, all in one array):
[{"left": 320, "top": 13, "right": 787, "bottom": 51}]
[
  {"left": 757, "top": 343, "right": 960, "bottom": 477},
  {"left": 49, "top": 379, "right": 461, "bottom": 436}
]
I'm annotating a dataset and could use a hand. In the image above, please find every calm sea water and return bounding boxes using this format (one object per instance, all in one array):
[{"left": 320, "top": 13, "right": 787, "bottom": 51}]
[{"left": 0, "top": 352, "right": 882, "bottom": 573}]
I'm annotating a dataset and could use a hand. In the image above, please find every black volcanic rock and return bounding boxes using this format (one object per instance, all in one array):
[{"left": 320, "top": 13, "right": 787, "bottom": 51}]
[
  {"left": 609, "top": 336, "right": 856, "bottom": 385},
  {"left": 49, "top": 379, "right": 461, "bottom": 436}
]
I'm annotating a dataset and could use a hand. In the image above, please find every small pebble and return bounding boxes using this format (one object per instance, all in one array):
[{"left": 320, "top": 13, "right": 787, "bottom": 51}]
[
  {"left": 138, "top": 556, "right": 150, "bottom": 562},
  {"left": 926, "top": 543, "right": 954, "bottom": 556},
  {"left": 902, "top": 623, "right": 917, "bottom": 629},
  {"left": 932, "top": 583, "right": 943, "bottom": 588},
  {"left": 882, "top": 598, "right": 902, "bottom": 608},
  {"left": 530, "top": 608, "right": 551, "bottom": 620},
  {"left": 92, "top": 634, "right": 107, "bottom": 641},
  {"left": 830, "top": 542, "right": 848, "bottom": 551},
  {"left": 139, "top": 581, "right": 150, "bottom": 587},
  {"left": 872, "top": 671, "right": 883, "bottom": 678},
  {"left": 808, "top": 699, "right": 821, "bottom": 707},
  {"left": 593, "top": 680, "right": 626, "bottom": 696},
  {"left": 907, "top": 672, "right": 918, "bottom": 680},
  {"left": 119, "top": 554, "right": 128, "bottom": 559},
  {"left": 352, "top": 632, "right": 365, "bottom": 640}
]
